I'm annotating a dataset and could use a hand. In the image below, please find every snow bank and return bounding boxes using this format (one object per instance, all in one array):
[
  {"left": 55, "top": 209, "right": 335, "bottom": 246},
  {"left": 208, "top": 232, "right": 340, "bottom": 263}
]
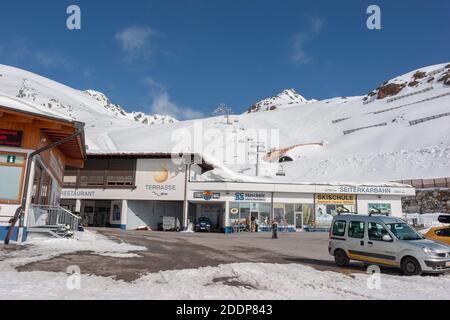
[{"left": 1, "top": 230, "right": 450, "bottom": 300}]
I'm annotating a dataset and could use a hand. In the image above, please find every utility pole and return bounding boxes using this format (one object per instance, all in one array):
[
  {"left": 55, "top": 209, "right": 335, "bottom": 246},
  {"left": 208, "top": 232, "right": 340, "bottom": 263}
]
[
  {"left": 248, "top": 139, "right": 266, "bottom": 177},
  {"left": 213, "top": 103, "right": 233, "bottom": 125}
]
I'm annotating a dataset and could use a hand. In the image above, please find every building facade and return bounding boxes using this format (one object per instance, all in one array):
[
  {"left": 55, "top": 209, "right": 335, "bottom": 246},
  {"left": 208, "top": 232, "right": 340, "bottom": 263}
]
[
  {"left": 0, "top": 96, "right": 86, "bottom": 242},
  {"left": 61, "top": 154, "right": 415, "bottom": 233}
]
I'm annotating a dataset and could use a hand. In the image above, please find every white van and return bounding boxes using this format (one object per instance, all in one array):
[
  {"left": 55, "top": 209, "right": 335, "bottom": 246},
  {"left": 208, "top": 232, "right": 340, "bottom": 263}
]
[{"left": 329, "top": 214, "right": 450, "bottom": 275}]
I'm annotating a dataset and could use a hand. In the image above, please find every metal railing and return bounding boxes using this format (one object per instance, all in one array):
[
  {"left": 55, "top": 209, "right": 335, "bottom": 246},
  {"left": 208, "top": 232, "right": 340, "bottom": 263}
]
[{"left": 27, "top": 204, "right": 80, "bottom": 234}]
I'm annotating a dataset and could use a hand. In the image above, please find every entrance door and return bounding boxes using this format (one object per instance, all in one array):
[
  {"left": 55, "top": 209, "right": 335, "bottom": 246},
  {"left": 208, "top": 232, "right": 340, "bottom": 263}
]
[
  {"left": 81, "top": 201, "right": 95, "bottom": 226},
  {"left": 295, "top": 213, "right": 303, "bottom": 230},
  {"left": 250, "top": 211, "right": 259, "bottom": 232}
]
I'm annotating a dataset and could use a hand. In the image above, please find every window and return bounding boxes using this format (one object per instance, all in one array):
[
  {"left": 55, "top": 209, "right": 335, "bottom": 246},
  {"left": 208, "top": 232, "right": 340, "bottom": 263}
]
[
  {"left": 436, "top": 228, "right": 450, "bottom": 237},
  {"left": 0, "top": 153, "right": 26, "bottom": 203},
  {"left": 387, "top": 223, "right": 422, "bottom": 241},
  {"left": 368, "top": 222, "right": 390, "bottom": 241},
  {"left": 259, "top": 203, "right": 271, "bottom": 227},
  {"left": 229, "top": 202, "right": 240, "bottom": 223},
  {"left": 64, "top": 158, "right": 136, "bottom": 188},
  {"left": 332, "top": 220, "right": 346, "bottom": 237},
  {"left": 239, "top": 203, "right": 250, "bottom": 223},
  {"left": 106, "top": 158, "right": 134, "bottom": 186},
  {"left": 368, "top": 203, "right": 392, "bottom": 215},
  {"left": 348, "top": 221, "right": 365, "bottom": 239},
  {"left": 285, "top": 204, "right": 295, "bottom": 226}
]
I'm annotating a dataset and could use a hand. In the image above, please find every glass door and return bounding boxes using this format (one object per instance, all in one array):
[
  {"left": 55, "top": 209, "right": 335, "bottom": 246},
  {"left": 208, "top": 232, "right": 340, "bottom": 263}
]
[{"left": 295, "top": 213, "right": 303, "bottom": 230}]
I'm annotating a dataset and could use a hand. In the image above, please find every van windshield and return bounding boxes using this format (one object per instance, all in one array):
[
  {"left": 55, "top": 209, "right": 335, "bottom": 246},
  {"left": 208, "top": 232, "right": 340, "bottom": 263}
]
[{"left": 386, "top": 223, "right": 423, "bottom": 241}]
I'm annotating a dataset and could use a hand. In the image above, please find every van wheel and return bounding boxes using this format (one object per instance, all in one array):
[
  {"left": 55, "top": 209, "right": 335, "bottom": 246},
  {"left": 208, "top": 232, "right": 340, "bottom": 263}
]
[
  {"left": 401, "top": 257, "right": 422, "bottom": 276},
  {"left": 334, "top": 249, "right": 349, "bottom": 267}
]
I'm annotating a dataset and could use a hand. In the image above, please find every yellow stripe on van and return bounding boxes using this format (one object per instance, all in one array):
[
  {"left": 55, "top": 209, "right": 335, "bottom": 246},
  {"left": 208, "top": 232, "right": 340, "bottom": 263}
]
[{"left": 347, "top": 253, "right": 399, "bottom": 267}]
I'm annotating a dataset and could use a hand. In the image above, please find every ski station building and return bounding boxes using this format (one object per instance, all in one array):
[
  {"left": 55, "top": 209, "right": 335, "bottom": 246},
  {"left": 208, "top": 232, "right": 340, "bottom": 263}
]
[
  {"left": 0, "top": 97, "right": 416, "bottom": 241},
  {"left": 60, "top": 153, "right": 415, "bottom": 233},
  {"left": 0, "top": 96, "right": 86, "bottom": 242}
]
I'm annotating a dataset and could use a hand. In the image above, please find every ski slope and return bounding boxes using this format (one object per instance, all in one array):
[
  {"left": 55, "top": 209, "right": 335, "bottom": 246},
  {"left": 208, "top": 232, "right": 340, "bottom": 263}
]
[{"left": 0, "top": 63, "right": 449, "bottom": 183}]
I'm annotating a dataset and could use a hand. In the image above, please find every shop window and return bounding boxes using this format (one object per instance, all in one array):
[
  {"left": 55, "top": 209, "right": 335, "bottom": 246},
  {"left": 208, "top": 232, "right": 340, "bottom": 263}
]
[
  {"left": 239, "top": 203, "right": 250, "bottom": 224},
  {"left": 229, "top": 202, "right": 240, "bottom": 223},
  {"left": 259, "top": 203, "right": 271, "bottom": 227},
  {"left": 368, "top": 203, "right": 392, "bottom": 215},
  {"left": 348, "top": 221, "right": 365, "bottom": 239},
  {"left": 273, "top": 204, "right": 285, "bottom": 224},
  {"left": 285, "top": 204, "right": 295, "bottom": 226},
  {"left": 0, "top": 153, "right": 26, "bottom": 204},
  {"left": 301, "top": 204, "right": 314, "bottom": 226}
]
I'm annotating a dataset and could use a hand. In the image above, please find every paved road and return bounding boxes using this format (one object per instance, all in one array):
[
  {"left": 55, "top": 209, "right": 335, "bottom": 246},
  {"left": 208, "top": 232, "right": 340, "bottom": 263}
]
[{"left": 18, "top": 229, "right": 374, "bottom": 282}]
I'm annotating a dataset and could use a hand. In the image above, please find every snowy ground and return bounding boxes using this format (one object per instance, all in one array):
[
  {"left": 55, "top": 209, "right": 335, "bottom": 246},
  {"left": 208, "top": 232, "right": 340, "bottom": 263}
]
[{"left": 1, "top": 230, "right": 450, "bottom": 300}]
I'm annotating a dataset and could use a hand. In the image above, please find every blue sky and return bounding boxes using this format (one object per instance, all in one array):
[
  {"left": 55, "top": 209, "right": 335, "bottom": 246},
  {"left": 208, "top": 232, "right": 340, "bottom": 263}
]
[{"left": 0, "top": 0, "right": 449, "bottom": 119}]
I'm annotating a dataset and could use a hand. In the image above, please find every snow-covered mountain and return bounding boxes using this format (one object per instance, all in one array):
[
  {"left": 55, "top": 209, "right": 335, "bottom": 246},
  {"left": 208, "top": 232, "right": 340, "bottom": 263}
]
[
  {"left": 83, "top": 90, "right": 176, "bottom": 125},
  {"left": 247, "top": 88, "right": 317, "bottom": 113},
  {"left": 86, "top": 62, "right": 450, "bottom": 183},
  {"left": 1, "top": 62, "right": 449, "bottom": 183},
  {"left": 0, "top": 64, "right": 177, "bottom": 135}
]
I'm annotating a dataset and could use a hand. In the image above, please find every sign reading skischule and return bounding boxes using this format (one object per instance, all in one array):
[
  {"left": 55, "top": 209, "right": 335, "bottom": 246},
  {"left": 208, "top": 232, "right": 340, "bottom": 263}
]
[{"left": 315, "top": 194, "right": 356, "bottom": 205}]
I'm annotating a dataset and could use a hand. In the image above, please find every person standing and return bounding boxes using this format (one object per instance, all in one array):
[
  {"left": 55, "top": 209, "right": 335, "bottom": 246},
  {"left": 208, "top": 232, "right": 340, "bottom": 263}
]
[{"left": 272, "top": 220, "right": 278, "bottom": 239}]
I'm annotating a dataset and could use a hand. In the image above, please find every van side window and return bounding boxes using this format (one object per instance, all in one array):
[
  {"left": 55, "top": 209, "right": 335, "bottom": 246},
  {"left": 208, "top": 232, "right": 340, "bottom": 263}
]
[
  {"left": 348, "top": 221, "right": 365, "bottom": 239},
  {"left": 332, "top": 220, "right": 346, "bottom": 237},
  {"left": 368, "top": 222, "right": 389, "bottom": 241}
]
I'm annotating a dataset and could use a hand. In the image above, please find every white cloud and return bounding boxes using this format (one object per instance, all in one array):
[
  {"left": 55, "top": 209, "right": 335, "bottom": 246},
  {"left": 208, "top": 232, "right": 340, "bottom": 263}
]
[
  {"left": 0, "top": 39, "right": 76, "bottom": 70},
  {"left": 291, "top": 33, "right": 310, "bottom": 65},
  {"left": 311, "top": 16, "right": 324, "bottom": 35},
  {"left": 144, "top": 78, "right": 204, "bottom": 121},
  {"left": 115, "top": 26, "right": 156, "bottom": 62},
  {"left": 35, "top": 51, "right": 70, "bottom": 68},
  {"left": 290, "top": 16, "right": 325, "bottom": 65}
]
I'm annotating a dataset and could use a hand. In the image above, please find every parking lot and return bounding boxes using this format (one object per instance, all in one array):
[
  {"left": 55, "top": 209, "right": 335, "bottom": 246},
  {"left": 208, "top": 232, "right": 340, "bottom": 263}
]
[{"left": 17, "top": 229, "right": 381, "bottom": 281}]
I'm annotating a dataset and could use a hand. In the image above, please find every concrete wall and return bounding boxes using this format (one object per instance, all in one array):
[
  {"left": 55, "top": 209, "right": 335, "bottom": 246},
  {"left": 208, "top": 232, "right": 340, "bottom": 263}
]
[{"left": 126, "top": 200, "right": 183, "bottom": 230}]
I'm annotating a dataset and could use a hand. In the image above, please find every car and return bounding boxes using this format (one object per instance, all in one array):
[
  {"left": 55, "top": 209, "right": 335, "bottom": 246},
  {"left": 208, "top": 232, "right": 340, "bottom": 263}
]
[
  {"left": 195, "top": 217, "right": 213, "bottom": 232},
  {"left": 425, "top": 226, "right": 450, "bottom": 246},
  {"left": 329, "top": 214, "right": 450, "bottom": 276}
]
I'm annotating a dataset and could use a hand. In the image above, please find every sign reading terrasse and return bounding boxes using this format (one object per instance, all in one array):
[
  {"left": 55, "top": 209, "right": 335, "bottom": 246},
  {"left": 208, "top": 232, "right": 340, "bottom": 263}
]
[{"left": 0, "top": 129, "right": 22, "bottom": 147}]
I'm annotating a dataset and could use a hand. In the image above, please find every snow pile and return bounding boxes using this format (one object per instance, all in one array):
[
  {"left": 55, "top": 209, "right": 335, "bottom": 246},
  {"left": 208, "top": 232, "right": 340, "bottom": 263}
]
[
  {"left": 1, "top": 230, "right": 146, "bottom": 268},
  {"left": 1, "top": 230, "right": 450, "bottom": 299}
]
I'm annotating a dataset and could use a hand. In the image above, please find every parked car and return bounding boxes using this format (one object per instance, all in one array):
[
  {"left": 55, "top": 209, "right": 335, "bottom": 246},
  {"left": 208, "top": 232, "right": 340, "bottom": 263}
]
[
  {"left": 425, "top": 227, "right": 450, "bottom": 245},
  {"left": 329, "top": 214, "right": 450, "bottom": 276},
  {"left": 195, "top": 217, "right": 213, "bottom": 232}
]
